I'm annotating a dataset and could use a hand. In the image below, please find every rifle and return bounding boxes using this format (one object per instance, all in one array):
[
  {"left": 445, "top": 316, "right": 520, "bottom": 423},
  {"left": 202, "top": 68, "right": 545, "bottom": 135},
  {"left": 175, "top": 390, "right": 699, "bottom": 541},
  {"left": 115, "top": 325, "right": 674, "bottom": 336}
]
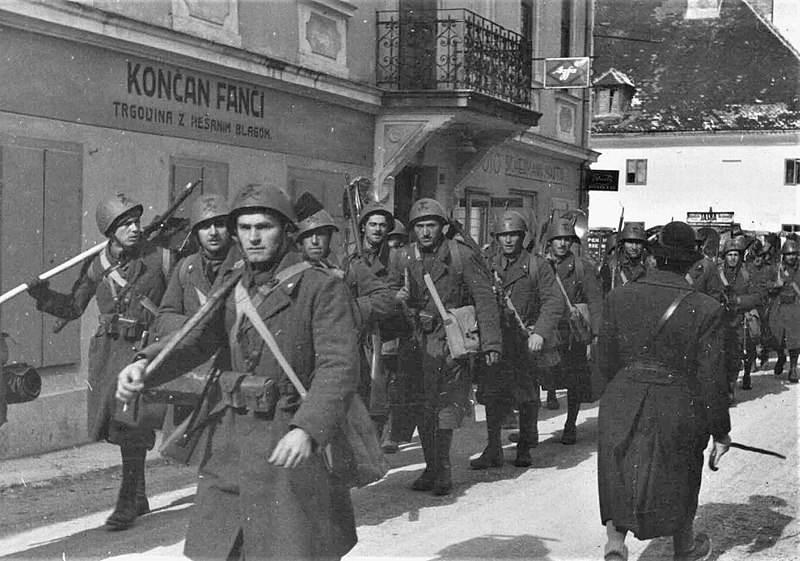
[
  {"left": 493, "top": 270, "right": 527, "bottom": 333},
  {"left": 343, "top": 176, "right": 386, "bottom": 415},
  {"left": 532, "top": 207, "right": 555, "bottom": 256},
  {"left": 144, "top": 180, "right": 202, "bottom": 241},
  {"left": 610, "top": 207, "right": 625, "bottom": 290}
]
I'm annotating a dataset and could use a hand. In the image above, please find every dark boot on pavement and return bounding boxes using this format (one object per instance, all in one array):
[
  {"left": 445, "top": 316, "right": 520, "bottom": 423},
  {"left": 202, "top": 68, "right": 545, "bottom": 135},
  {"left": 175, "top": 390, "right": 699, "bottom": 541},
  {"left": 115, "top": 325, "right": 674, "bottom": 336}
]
[
  {"left": 546, "top": 389, "right": 559, "bottom": 410},
  {"left": 673, "top": 533, "right": 711, "bottom": 561},
  {"left": 433, "top": 429, "right": 453, "bottom": 496},
  {"left": 471, "top": 402, "right": 504, "bottom": 469},
  {"left": 788, "top": 351, "right": 799, "bottom": 384},
  {"left": 411, "top": 419, "right": 436, "bottom": 491},
  {"left": 106, "top": 446, "right": 146, "bottom": 531},
  {"left": 514, "top": 401, "right": 539, "bottom": 467},
  {"left": 561, "top": 390, "right": 579, "bottom": 445},
  {"left": 741, "top": 362, "right": 752, "bottom": 390},
  {"left": 774, "top": 352, "right": 786, "bottom": 376}
]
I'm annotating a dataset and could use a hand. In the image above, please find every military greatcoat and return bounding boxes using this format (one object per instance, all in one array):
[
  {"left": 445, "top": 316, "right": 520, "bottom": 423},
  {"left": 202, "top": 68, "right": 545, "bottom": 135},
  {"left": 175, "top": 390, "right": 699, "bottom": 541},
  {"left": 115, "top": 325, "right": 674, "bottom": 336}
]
[
  {"left": 718, "top": 263, "right": 762, "bottom": 383},
  {"left": 398, "top": 239, "right": 501, "bottom": 428},
  {"left": 141, "top": 250, "right": 360, "bottom": 561},
  {"left": 768, "top": 262, "right": 800, "bottom": 349},
  {"left": 34, "top": 243, "right": 165, "bottom": 446},
  {"left": 481, "top": 249, "right": 563, "bottom": 404},
  {"left": 598, "top": 270, "right": 730, "bottom": 540},
  {"left": 546, "top": 251, "right": 603, "bottom": 397},
  {"left": 600, "top": 252, "right": 649, "bottom": 295}
]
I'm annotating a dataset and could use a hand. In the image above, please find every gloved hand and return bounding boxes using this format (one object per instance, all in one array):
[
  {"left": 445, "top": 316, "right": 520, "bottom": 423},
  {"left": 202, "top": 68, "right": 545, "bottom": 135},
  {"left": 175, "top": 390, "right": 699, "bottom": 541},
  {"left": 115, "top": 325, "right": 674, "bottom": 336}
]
[{"left": 26, "top": 277, "right": 50, "bottom": 300}]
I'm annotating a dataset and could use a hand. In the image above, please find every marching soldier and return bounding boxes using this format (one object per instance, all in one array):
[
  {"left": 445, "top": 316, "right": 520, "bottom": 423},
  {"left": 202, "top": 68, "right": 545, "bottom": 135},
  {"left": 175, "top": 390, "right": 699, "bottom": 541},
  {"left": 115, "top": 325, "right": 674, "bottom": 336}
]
[
  {"left": 600, "top": 221, "right": 648, "bottom": 295},
  {"left": 342, "top": 200, "right": 403, "bottom": 434},
  {"left": 398, "top": 198, "right": 501, "bottom": 494},
  {"left": 27, "top": 193, "right": 166, "bottom": 530},
  {"left": 718, "top": 238, "right": 762, "bottom": 400},
  {"left": 156, "top": 193, "right": 237, "bottom": 335},
  {"left": 766, "top": 239, "right": 800, "bottom": 383},
  {"left": 154, "top": 194, "right": 237, "bottom": 437},
  {"left": 117, "top": 184, "right": 360, "bottom": 561},
  {"left": 686, "top": 229, "right": 724, "bottom": 299},
  {"left": 470, "top": 211, "right": 562, "bottom": 469},
  {"left": 746, "top": 239, "right": 773, "bottom": 371},
  {"left": 293, "top": 191, "right": 341, "bottom": 267},
  {"left": 544, "top": 217, "right": 603, "bottom": 444}
]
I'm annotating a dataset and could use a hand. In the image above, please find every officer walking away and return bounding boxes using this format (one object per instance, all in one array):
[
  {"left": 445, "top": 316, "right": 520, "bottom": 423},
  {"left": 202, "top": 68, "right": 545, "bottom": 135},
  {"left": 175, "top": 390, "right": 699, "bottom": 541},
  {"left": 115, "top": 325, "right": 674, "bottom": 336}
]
[
  {"left": 600, "top": 222, "right": 648, "bottom": 295},
  {"left": 767, "top": 239, "right": 800, "bottom": 383},
  {"left": 717, "top": 238, "right": 762, "bottom": 401},
  {"left": 155, "top": 193, "right": 237, "bottom": 431},
  {"left": 117, "top": 184, "right": 360, "bottom": 561},
  {"left": 598, "top": 221, "right": 730, "bottom": 561},
  {"left": 471, "top": 211, "right": 562, "bottom": 469},
  {"left": 397, "top": 198, "right": 502, "bottom": 494},
  {"left": 27, "top": 193, "right": 166, "bottom": 530},
  {"left": 544, "top": 217, "right": 602, "bottom": 444}
]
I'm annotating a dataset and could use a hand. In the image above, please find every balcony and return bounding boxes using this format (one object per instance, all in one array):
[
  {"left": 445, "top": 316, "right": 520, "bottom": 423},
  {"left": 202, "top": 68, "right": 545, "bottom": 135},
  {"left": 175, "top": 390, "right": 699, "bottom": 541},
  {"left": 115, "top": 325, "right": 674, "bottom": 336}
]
[{"left": 376, "top": 9, "right": 534, "bottom": 114}]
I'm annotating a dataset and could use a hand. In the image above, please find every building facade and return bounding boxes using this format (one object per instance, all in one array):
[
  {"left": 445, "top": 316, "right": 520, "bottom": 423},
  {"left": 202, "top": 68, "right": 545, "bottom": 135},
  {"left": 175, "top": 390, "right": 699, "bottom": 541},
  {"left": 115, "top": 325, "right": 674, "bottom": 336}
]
[
  {"left": 588, "top": 0, "right": 800, "bottom": 235},
  {"left": 0, "top": 0, "right": 596, "bottom": 458}
]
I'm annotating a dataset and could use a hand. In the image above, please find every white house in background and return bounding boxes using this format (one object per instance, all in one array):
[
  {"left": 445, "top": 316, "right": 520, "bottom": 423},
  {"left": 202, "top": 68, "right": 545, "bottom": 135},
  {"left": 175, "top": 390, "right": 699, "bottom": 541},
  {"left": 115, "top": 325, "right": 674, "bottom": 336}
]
[{"left": 588, "top": 0, "right": 800, "bottom": 234}]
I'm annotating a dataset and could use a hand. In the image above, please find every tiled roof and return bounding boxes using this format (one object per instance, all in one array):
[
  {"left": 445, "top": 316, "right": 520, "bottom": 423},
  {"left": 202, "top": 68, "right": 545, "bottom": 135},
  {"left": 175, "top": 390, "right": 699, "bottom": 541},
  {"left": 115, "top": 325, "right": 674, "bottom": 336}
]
[
  {"left": 592, "top": 0, "right": 800, "bottom": 133},
  {"left": 593, "top": 68, "right": 636, "bottom": 88}
]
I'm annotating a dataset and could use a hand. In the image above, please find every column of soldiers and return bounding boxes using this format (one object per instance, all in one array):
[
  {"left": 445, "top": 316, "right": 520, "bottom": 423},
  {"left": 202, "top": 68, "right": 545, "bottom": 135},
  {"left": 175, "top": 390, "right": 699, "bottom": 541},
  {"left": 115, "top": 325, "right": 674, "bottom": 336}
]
[{"left": 18, "top": 176, "right": 796, "bottom": 560}]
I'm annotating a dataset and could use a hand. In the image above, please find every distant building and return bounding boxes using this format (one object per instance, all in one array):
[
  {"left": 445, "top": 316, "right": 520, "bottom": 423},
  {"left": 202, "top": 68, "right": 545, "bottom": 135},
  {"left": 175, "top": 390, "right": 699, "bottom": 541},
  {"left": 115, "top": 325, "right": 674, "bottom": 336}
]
[{"left": 588, "top": 0, "right": 800, "bottom": 234}]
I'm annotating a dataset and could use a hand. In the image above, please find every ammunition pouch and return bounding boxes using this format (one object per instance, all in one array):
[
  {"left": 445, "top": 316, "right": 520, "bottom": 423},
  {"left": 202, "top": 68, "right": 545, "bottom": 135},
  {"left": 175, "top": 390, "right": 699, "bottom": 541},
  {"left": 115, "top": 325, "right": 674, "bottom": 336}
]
[
  {"left": 98, "top": 314, "right": 146, "bottom": 340},
  {"left": 218, "top": 371, "right": 277, "bottom": 417},
  {"left": 417, "top": 311, "right": 437, "bottom": 334}
]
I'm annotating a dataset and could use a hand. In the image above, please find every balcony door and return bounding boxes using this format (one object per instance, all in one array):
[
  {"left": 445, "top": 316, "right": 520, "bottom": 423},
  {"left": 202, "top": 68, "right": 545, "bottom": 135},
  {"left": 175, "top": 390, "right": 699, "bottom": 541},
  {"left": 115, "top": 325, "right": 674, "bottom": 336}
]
[{"left": 398, "top": 0, "right": 437, "bottom": 90}]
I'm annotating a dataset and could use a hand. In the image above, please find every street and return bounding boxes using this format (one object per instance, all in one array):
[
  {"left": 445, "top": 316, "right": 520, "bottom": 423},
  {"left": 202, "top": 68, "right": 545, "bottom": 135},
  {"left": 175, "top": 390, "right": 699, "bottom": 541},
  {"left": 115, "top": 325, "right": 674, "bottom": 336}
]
[{"left": 1, "top": 369, "right": 797, "bottom": 561}]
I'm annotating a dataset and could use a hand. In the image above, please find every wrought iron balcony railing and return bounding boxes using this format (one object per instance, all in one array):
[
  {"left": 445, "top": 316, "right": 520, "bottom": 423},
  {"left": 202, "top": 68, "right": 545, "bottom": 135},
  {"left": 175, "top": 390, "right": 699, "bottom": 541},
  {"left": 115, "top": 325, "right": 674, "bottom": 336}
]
[{"left": 376, "top": 9, "right": 532, "bottom": 107}]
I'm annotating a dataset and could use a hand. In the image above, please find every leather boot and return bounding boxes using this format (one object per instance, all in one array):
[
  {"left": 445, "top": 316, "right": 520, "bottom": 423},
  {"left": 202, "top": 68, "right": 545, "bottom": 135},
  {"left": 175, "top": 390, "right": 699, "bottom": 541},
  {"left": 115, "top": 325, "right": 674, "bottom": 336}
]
[
  {"left": 774, "top": 353, "right": 786, "bottom": 376},
  {"left": 433, "top": 429, "right": 453, "bottom": 496},
  {"left": 561, "top": 390, "right": 579, "bottom": 445},
  {"left": 789, "top": 352, "right": 799, "bottom": 384},
  {"left": 135, "top": 470, "right": 150, "bottom": 516},
  {"left": 411, "top": 415, "right": 436, "bottom": 491},
  {"left": 106, "top": 446, "right": 146, "bottom": 531},
  {"left": 741, "top": 363, "right": 752, "bottom": 390},
  {"left": 470, "top": 402, "right": 504, "bottom": 469},
  {"left": 514, "top": 401, "right": 538, "bottom": 467},
  {"left": 546, "top": 389, "right": 559, "bottom": 410}
]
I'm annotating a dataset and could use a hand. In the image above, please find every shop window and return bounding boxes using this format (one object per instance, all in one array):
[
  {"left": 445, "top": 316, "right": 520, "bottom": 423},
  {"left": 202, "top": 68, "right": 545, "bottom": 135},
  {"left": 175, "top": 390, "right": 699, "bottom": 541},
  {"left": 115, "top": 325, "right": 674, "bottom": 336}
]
[
  {"left": 785, "top": 159, "right": 800, "bottom": 185},
  {"left": 0, "top": 138, "right": 82, "bottom": 368},
  {"left": 626, "top": 159, "right": 647, "bottom": 185}
]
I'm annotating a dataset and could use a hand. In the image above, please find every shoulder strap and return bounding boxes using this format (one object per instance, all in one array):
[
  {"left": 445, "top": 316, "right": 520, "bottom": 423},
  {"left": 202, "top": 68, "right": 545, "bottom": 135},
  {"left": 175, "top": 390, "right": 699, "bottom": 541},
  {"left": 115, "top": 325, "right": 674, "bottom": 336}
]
[
  {"left": 448, "top": 240, "right": 463, "bottom": 277},
  {"left": 574, "top": 254, "right": 584, "bottom": 285},
  {"left": 554, "top": 273, "right": 574, "bottom": 310},
  {"left": 528, "top": 253, "right": 541, "bottom": 286},
  {"left": 653, "top": 290, "right": 693, "bottom": 339},
  {"left": 423, "top": 272, "right": 451, "bottom": 323},
  {"left": 99, "top": 250, "right": 128, "bottom": 289},
  {"left": 717, "top": 266, "right": 730, "bottom": 287}
]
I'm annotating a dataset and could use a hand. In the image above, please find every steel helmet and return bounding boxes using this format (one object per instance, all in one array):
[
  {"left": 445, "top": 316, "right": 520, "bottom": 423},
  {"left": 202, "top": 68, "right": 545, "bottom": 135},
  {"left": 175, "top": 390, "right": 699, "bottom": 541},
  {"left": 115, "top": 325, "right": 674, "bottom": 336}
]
[
  {"left": 546, "top": 217, "right": 579, "bottom": 242},
  {"left": 493, "top": 211, "right": 528, "bottom": 236},
  {"left": 96, "top": 193, "right": 144, "bottom": 236},
  {"left": 721, "top": 236, "right": 746, "bottom": 255},
  {"left": 782, "top": 239, "right": 799, "bottom": 255},
  {"left": 228, "top": 184, "right": 297, "bottom": 230},
  {"left": 358, "top": 201, "right": 395, "bottom": 231},
  {"left": 190, "top": 194, "right": 230, "bottom": 231},
  {"left": 387, "top": 219, "right": 407, "bottom": 239},
  {"left": 408, "top": 198, "right": 448, "bottom": 225},
  {"left": 619, "top": 221, "right": 647, "bottom": 242}
]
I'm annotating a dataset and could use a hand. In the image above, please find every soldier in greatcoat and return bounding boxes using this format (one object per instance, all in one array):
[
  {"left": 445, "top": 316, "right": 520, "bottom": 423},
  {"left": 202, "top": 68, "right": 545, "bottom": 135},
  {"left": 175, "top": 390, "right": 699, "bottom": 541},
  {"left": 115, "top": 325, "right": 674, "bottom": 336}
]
[
  {"left": 154, "top": 194, "right": 238, "bottom": 442},
  {"left": 117, "top": 184, "right": 360, "bottom": 561},
  {"left": 717, "top": 238, "right": 762, "bottom": 399},
  {"left": 27, "top": 193, "right": 166, "bottom": 530},
  {"left": 600, "top": 221, "right": 649, "bottom": 295},
  {"left": 397, "top": 198, "right": 501, "bottom": 495},
  {"left": 766, "top": 239, "right": 800, "bottom": 383},
  {"left": 746, "top": 239, "right": 774, "bottom": 370},
  {"left": 685, "top": 229, "right": 724, "bottom": 299},
  {"left": 598, "top": 221, "right": 730, "bottom": 561},
  {"left": 543, "top": 218, "right": 603, "bottom": 444},
  {"left": 338, "top": 201, "right": 402, "bottom": 434},
  {"left": 470, "top": 211, "right": 562, "bottom": 469}
]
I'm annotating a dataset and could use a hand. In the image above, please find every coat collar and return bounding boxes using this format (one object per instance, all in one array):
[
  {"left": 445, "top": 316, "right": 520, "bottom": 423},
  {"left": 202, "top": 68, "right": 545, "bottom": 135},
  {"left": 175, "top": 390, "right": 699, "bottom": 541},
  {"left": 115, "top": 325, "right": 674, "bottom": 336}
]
[
  {"left": 490, "top": 250, "right": 528, "bottom": 286},
  {"left": 242, "top": 250, "right": 305, "bottom": 322}
]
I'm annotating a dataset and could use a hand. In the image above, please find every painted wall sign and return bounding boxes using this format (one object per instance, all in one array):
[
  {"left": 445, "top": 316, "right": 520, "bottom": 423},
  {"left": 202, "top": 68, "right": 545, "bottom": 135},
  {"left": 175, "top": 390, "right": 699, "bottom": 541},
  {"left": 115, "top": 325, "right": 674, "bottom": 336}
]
[
  {"left": 0, "top": 25, "right": 372, "bottom": 164},
  {"left": 587, "top": 169, "right": 619, "bottom": 191},
  {"left": 480, "top": 151, "right": 565, "bottom": 184}
]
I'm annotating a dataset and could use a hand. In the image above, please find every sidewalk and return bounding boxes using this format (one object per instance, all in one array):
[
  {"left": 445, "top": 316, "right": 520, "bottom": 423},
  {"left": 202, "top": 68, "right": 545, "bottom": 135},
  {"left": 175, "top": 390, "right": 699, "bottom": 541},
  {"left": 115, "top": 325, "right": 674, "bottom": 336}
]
[{"left": 0, "top": 433, "right": 163, "bottom": 491}]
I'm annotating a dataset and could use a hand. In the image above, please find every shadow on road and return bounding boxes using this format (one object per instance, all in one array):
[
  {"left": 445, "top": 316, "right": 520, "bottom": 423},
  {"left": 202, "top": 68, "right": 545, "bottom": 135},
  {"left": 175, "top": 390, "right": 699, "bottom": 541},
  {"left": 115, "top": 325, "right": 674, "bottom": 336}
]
[
  {"left": 353, "top": 405, "right": 599, "bottom": 528},
  {"left": 636, "top": 494, "right": 795, "bottom": 561},
  {"left": 431, "top": 533, "right": 556, "bottom": 560},
  {"left": 730, "top": 368, "right": 794, "bottom": 408},
  {"left": 2, "top": 494, "right": 194, "bottom": 560}
]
